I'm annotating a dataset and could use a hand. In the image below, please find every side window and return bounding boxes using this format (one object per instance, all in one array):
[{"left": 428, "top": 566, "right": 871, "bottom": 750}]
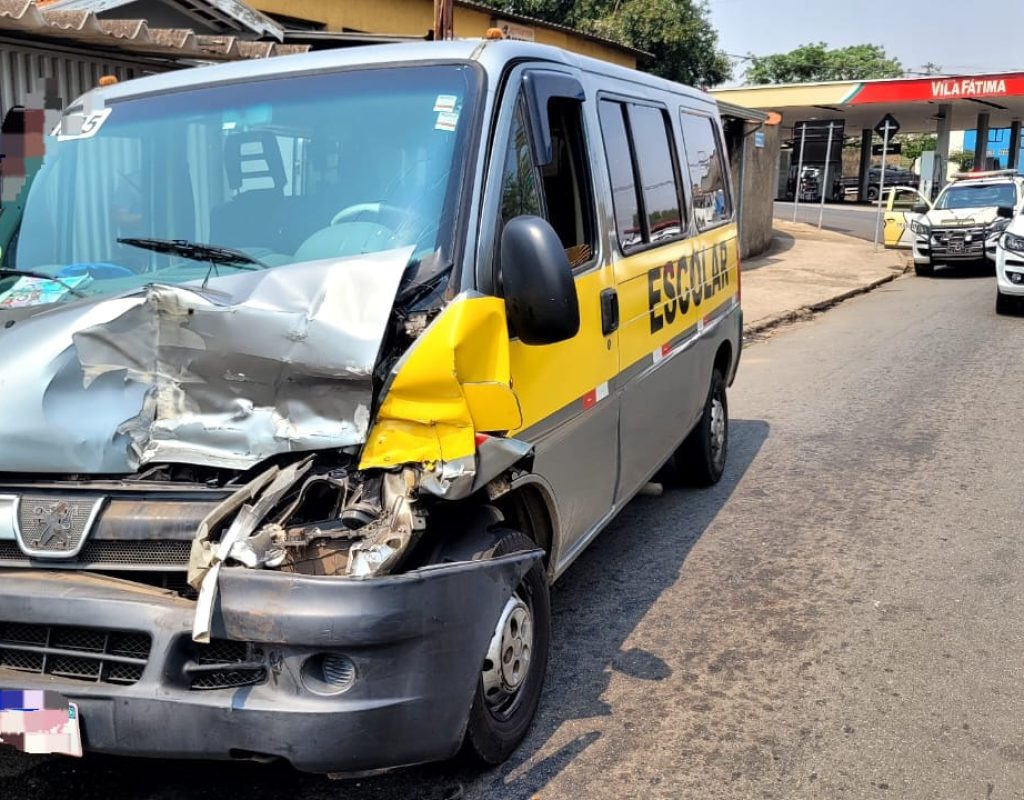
[
  {"left": 541, "top": 98, "right": 596, "bottom": 267},
  {"left": 891, "top": 189, "right": 917, "bottom": 211},
  {"left": 679, "top": 112, "right": 732, "bottom": 230},
  {"left": 497, "top": 93, "right": 596, "bottom": 270},
  {"left": 598, "top": 100, "right": 642, "bottom": 250},
  {"left": 498, "top": 101, "right": 543, "bottom": 228},
  {"left": 627, "top": 104, "right": 684, "bottom": 244}
]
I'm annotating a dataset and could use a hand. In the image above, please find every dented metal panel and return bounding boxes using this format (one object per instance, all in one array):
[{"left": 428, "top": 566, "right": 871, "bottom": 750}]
[{"left": 0, "top": 246, "right": 412, "bottom": 474}]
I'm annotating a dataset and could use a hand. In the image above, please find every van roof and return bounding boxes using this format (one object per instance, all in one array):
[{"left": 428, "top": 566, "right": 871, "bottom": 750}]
[{"left": 88, "top": 39, "right": 712, "bottom": 108}]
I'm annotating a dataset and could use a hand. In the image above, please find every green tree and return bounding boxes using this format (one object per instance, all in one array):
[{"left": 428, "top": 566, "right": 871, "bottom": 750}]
[
  {"left": 480, "top": 0, "right": 731, "bottom": 86},
  {"left": 745, "top": 43, "right": 903, "bottom": 84},
  {"left": 898, "top": 134, "right": 937, "bottom": 166},
  {"left": 948, "top": 150, "right": 976, "bottom": 171}
]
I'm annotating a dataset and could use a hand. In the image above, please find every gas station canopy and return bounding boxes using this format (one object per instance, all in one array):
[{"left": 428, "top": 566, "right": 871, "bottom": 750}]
[{"left": 711, "top": 72, "right": 1024, "bottom": 133}]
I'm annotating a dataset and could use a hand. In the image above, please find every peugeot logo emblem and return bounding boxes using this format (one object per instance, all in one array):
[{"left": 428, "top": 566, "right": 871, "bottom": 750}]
[
  {"left": 28, "top": 501, "right": 74, "bottom": 550},
  {"left": 12, "top": 495, "right": 106, "bottom": 559}
]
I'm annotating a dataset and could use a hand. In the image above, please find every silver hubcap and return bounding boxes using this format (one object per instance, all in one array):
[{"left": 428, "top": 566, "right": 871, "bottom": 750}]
[
  {"left": 482, "top": 595, "right": 533, "bottom": 710},
  {"left": 710, "top": 396, "right": 726, "bottom": 467}
]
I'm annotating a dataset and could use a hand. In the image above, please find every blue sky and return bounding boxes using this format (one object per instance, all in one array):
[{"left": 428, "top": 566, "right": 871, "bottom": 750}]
[{"left": 708, "top": 0, "right": 1024, "bottom": 84}]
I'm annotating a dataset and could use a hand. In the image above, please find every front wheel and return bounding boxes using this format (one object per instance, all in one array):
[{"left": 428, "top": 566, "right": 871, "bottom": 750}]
[
  {"left": 462, "top": 530, "right": 550, "bottom": 766},
  {"left": 914, "top": 261, "right": 934, "bottom": 277},
  {"left": 673, "top": 368, "right": 729, "bottom": 487},
  {"left": 996, "top": 291, "right": 1016, "bottom": 315}
]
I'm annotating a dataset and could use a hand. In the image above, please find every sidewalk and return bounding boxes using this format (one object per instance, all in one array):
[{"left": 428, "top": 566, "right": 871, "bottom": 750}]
[{"left": 742, "top": 220, "right": 909, "bottom": 335}]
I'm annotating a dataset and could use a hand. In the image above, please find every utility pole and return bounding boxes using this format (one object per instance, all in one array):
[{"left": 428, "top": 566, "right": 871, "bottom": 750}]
[{"left": 791, "top": 122, "right": 808, "bottom": 223}]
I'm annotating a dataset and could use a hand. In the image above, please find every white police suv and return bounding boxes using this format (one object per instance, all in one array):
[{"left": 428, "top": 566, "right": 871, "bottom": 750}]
[{"left": 911, "top": 171, "right": 1024, "bottom": 276}]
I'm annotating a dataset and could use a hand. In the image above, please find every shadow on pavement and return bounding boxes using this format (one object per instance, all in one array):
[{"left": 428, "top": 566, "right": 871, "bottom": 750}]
[
  {"left": 742, "top": 233, "right": 795, "bottom": 271},
  {"left": 929, "top": 260, "right": 995, "bottom": 279},
  {"left": 1, "top": 419, "right": 771, "bottom": 800}
]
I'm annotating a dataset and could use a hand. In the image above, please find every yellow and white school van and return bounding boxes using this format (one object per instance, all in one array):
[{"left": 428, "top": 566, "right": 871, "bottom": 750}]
[{"left": 0, "top": 39, "right": 741, "bottom": 773}]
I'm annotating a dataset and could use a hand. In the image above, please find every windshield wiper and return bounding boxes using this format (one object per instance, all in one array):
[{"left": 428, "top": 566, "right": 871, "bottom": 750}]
[
  {"left": 117, "top": 237, "right": 266, "bottom": 269},
  {"left": 0, "top": 268, "right": 88, "bottom": 298}
]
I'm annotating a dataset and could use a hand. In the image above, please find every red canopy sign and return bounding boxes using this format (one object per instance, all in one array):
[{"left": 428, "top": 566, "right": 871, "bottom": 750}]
[{"left": 850, "top": 73, "right": 1024, "bottom": 104}]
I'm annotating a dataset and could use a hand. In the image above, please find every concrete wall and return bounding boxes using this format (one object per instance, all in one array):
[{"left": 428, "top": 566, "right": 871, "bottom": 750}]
[{"left": 730, "top": 120, "right": 778, "bottom": 259}]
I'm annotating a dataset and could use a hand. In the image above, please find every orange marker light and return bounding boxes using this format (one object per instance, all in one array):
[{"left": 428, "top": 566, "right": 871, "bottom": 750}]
[
  {"left": 98, "top": 75, "right": 118, "bottom": 87},
  {"left": 485, "top": 27, "right": 504, "bottom": 39}
]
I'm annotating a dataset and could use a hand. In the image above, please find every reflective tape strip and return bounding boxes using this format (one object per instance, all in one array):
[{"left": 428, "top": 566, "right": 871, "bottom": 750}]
[{"left": 582, "top": 381, "right": 609, "bottom": 409}]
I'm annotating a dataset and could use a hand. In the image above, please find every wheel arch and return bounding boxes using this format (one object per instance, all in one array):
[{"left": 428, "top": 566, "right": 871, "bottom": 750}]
[
  {"left": 493, "top": 476, "right": 559, "bottom": 575},
  {"left": 714, "top": 338, "right": 734, "bottom": 383}
]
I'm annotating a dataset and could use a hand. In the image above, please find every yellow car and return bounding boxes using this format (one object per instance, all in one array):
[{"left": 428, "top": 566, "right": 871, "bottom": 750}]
[{"left": 883, "top": 185, "right": 932, "bottom": 248}]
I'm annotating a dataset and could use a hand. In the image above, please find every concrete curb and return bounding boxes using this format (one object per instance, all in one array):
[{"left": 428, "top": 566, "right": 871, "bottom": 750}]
[{"left": 743, "top": 259, "right": 912, "bottom": 339}]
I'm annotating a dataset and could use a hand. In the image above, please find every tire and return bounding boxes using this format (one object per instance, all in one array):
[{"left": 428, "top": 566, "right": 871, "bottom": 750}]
[
  {"left": 462, "top": 529, "right": 550, "bottom": 766},
  {"left": 669, "top": 368, "right": 728, "bottom": 488},
  {"left": 996, "top": 291, "right": 1015, "bottom": 315},
  {"left": 914, "top": 261, "right": 934, "bottom": 277},
  {"left": 866, "top": 186, "right": 879, "bottom": 202}
]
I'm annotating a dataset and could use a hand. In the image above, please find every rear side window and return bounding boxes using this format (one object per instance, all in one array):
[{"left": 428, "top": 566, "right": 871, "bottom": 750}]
[
  {"left": 598, "top": 100, "right": 642, "bottom": 249},
  {"left": 628, "top": 104, "right": 684, "bottom": 244},
  {"left": 598, "top": 98, "right": 684, "bottom": 251},
  {"left": 679, "top": 112, "right": 732, "bottom": 230}
]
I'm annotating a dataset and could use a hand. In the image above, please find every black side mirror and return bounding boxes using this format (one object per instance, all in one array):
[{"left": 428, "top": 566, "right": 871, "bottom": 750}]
[
  {"left": 997, "top": 205, "right": 1014, "bottom": 219},
  {"left": 500, "top": 216, "right": 580, "bottom": 345},
  {"left": 912, "top": 203, "right": 930, "bottom": 215}
]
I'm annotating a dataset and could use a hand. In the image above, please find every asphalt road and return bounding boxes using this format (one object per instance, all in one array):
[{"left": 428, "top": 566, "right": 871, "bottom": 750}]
[
  {"left": 4, "top": 267, "right": 1024, "bottom": 799},
  {"left": 775, "top": 200, "right": 882, "bottom": 242}
]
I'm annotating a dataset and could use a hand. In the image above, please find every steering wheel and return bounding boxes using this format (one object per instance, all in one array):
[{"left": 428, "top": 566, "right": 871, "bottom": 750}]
[{"left": 330, "top": 202, "right": 411, "bottom": 229}]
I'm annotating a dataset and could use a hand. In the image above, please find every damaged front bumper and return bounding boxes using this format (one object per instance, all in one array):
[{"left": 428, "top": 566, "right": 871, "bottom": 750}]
[{"left": 0, "top": 550, "right": 540, "bottom": 774}]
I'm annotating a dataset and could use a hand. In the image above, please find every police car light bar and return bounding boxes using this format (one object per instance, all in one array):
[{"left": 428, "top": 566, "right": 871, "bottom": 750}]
[{"left": 950, "top": 169, "right": 1020, "bottom": 181}]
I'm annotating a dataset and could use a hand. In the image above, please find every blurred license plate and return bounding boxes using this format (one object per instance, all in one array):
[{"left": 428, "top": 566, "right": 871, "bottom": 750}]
[
  {"left": 949, "top": 242, "right": 964, "bottom": 254},
  {"left": 0, "top": 693, "right": 82, "bottom": 757}
]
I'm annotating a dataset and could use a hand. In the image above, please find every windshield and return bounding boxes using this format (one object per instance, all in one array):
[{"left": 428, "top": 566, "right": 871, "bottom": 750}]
[
  {"left": 1, "top": 64, "right": 478, "bottom": 308},
  {"left": 935, "top": 182, "right": 1017, "bottom": 210}
]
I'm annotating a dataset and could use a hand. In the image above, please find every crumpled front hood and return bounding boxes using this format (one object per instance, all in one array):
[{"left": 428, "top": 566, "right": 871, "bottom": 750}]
[{"left": 0, "top": 246, "right": 412, "bottom": 474}]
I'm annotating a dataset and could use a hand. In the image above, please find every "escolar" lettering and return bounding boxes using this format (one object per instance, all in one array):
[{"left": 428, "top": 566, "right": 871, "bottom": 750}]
[{"left": 647, "top": 241, "right": 730, "bottom": 334}]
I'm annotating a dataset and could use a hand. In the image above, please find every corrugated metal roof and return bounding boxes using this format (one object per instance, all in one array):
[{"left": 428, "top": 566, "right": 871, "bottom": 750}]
[
  {"left": 0, "top": 0, "right": 307, "bottom": 60},
  {"left": 39, "top": 0, "right": 284, "bottom": 40}
]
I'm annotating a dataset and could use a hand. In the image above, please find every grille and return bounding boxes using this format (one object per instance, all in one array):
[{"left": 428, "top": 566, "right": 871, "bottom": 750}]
[
  {"left": 0, "top": 622, "right": 151, "bottom": 686},
  {"left": 932, "top": 227, "right": 987, "bottom": 255},
  {"left": 186, "top": 639, "right": 266, "bottom": 691},
  {"left": 0, "top": 539, "right": 191, "bottom": 567}
]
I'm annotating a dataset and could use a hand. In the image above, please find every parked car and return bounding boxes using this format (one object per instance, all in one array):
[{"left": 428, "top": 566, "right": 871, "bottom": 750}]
[
  {"left": 843, "top": 166, "right": 920, "bottom": 200},
  {"left": 993, "top": 206, "right": 1024, "bottom": 314},
  {"left": 882, "top": 186, "right": 933, "bottom": 249},
  {"left": 909, "top": 170, "right": 1023, "bottom": 276}
]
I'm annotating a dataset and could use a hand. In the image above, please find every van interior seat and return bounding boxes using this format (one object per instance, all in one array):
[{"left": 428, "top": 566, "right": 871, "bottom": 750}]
[{"left": 211, "top": 131, "right": 289, "bottom": 252}]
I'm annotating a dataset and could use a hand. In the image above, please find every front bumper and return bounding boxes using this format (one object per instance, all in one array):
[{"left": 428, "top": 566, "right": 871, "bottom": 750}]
[
  {"left": 0, "top": 552, "right": 539, "bottom": 773},
  {"left": 996, "top": 248, "right": 1024, "bottom": 296},
  {"left": 912, "top": 230, "right": 1000, "bottom": 264}
]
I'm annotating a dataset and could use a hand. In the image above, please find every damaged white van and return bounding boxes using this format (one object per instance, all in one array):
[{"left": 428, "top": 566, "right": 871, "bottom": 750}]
[{"left": 0, "top": 39, "right": 741, "bottom": 773}]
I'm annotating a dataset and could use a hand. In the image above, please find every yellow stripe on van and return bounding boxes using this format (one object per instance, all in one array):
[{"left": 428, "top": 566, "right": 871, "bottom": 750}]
[
  {"left": 361, "top": 223, "right": 739, "bottom": 470},
  {"left": 616, "top": 224, "right": 738, "bottom": 374}
]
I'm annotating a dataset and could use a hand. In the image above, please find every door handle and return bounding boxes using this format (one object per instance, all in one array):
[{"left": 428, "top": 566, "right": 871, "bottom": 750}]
[{"left": 600, "top": 288, "right": 619, "bottom": 336}]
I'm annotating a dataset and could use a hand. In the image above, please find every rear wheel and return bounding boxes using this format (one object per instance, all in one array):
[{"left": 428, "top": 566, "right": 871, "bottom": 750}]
[
  {"left": 665, "top": 368, "right": 728, "bottom": 487},
  {"left": 462, "top": 530, "right": 550, "bottom": 766},
  {"left": 996, "top": 291, "right": 1015, "bottom": 315},
  {"left": 866, "top": 186, "right": 880, "bottom": 202},
  {"left": 914, "top": 261, "right": 934, "bottom": 277}
]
